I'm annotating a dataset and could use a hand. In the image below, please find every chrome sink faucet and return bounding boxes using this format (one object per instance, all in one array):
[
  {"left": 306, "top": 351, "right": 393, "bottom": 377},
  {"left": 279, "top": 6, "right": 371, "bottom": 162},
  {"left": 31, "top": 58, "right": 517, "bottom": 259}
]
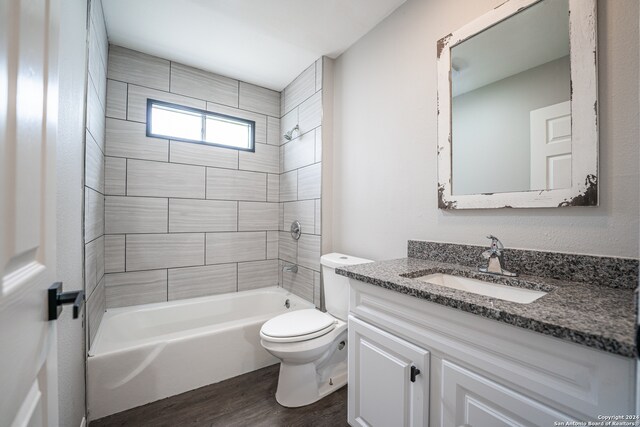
[{"left": 478, "top": 235, "right": 518, "bottom": 277}]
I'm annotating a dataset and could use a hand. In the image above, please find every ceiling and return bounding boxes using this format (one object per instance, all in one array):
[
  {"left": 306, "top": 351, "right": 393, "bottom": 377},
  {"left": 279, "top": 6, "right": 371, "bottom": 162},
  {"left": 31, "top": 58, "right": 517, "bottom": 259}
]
[
  {"left": 451, "top": 0, "right": 569, "bottom": 97},
  {"left": 101, "top": 0, "right": 407, "bottom": 91}
]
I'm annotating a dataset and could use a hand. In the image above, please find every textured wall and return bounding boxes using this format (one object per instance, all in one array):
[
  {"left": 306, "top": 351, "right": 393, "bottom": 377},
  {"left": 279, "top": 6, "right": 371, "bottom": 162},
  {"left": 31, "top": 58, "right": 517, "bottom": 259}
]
[
  {"left": 331, "top": 0, "right": 639, "bottom": 260},
  {"left": 278, "top": 60, "right": 324, "bottom": 307},
  {"left": 56, "top": 0, "right": 88, "bottom": 424}
]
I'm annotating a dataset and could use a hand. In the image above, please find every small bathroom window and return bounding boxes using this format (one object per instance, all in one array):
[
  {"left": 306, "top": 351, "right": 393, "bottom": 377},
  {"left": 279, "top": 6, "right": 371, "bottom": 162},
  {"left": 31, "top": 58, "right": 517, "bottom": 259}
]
[{"left": 146, "top": 99, "right": 255, "bottom": 152}]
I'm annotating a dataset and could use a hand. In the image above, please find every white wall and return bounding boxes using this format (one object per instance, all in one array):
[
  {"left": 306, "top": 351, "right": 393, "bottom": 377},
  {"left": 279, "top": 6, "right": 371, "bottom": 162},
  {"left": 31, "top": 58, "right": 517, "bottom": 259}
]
[
  {"left": 452, "top": 56, "right": 570, "bottom": 195},
  {"left": 56, "top": 0, "right": 88, "bottom": 425},
  {"left": 331, "top": 0, "right": 639, "bottom": 260}
]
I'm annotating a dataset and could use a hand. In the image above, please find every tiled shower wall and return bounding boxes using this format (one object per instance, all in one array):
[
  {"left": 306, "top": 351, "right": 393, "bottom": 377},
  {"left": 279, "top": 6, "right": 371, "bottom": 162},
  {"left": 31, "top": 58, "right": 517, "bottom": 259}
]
[
  {"left": 85, "top": 0, "right": 108, "bottom": 346},
  {"left": 102, "top": 46, "right": 285, "bottom": 308},
  {"left": 278, "top": 61, "right": 324, "bottom": 307}
]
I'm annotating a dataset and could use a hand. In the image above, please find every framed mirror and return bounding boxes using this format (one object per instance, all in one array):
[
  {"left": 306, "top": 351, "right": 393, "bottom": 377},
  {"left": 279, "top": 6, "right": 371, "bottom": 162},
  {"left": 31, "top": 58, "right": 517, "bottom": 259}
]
[{"left": 436, "top": 0, "right": 598, "bottom": 209}]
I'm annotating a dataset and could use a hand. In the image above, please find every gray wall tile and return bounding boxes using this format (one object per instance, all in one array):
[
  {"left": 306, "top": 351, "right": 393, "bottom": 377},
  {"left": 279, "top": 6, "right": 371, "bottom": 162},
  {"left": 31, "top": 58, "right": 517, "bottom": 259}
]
[
  {"left": 298, "top": 234, "right": 321, "bottom": 271},
  {"left": 127, "top": 159, "right": 205, "bottom": 198},
  {"left": 267, "top": 174, "right": 279, "bottom": 202},
  {"left": 105, "top": 196, "right": 168, "bottom": 234},
  {"left": 87, "top": 82, "right": 105, "bottom": 152},
  {"left": 267, "top": 231, "right": 278, "bottom": 259},
  {"left": 282, "top": 130, "right": 315, "bottom": 172},
  {"left": 283, "top": 200, "right": 315, "bottom": 235},
  {"left": 126, "top": 233, "right": 205, "bottom": 271},
  {"left": 106, "top": 118, "right": 168, "bottom": 162},
  {"left": 108, "top": 46, "right": 170, "bottom": 91},
  {"left": 169, "top": 199, "right": 237, "bottom": 232},
  {"left": 206, "top": 168, "right": 266, "bottom": 201},
  {"left": 239, "top": 82, "right": 280, "bottom": 117},
  {"left": 315, "top": 126, "right": 322, "bottom": 162},
  {"left": 283, "top": 63, "right": 315, "bottom": 115},
  {"left": 105, "top": 270, "right": 167, "bottom": 308},
  {"left": 314, "top": 271, "right": 321, "bottom": 308},
  {"left": 87, "top": 278, "right": 105, "bottom": 347},
  {"left": 315, "top": 200, "right": 321, "bottom": 235},
  {"left": 85, "top": 188, "right": 104, "bottom": 243},
  {"left": 207, "top": 102, "right": 267, "bottom": 143},
  {"left": 297, "top": 163, "right": 321, "bottom": 200},
  {"left": 239, "top": 142, "right": 279, "bottom": 174},
  {"left": 105, "top": 235, "right": 125, "bottom": 273},
  {"left": 105, "top": 156, "right": 126, "bottom": 195},
  {"left": 85, "top": 237, "right": 98, "bottom": 299},
  {"left": 298, "top": 91, "right": 322, "bottom": 133},
  {"left": 168, "top": 264, "right": 237, "bottom": 300},
  {"left": 86, "top": 131, "right": 105, "bottom": 193},
  {"left": 267, "top": 117, "right": 280, "bottom": 146},
  {"left": 97, "top": 236, "right": 105, "bottom": 283},
  {"left": 170, "top": 140, "right": 238, "bottom": 169},
  {"left": 90, "top": 0, "right": 108, "bottom": 66},
  {"left": 238, "top": 260, "right": 279, "bottom": 291},
  {"left": 238, "top": 202, "right": 279, "bottom": 231},
  {"left": 281, "top": 265, "right": 314, "bottom": 303},
  {"left": 88, "top": 29, "right": 106, "bottom": 108},
  {"left": 170, "top": 62, "right": 238, "bottom": 107},
  {"left": 279, "top": 170, "right": 297, "bottom": 202},
  {"left": 127, "top": 84, "right": 206, "bottom": 123},
  {"left": 106, "top": 79, "right": 127, "bottom": 119},
  {"left": 278, "top": 231, "right": 297, "bottom": 264},
  {"left": 206, "top": 232, "right": 266, "bottom": 264}
]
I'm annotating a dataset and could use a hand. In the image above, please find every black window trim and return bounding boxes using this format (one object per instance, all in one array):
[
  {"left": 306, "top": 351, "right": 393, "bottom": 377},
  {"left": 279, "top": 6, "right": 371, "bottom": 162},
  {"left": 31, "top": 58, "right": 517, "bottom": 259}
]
[{"left": 146, "top": 98, "right": 256, "bottom": 153}]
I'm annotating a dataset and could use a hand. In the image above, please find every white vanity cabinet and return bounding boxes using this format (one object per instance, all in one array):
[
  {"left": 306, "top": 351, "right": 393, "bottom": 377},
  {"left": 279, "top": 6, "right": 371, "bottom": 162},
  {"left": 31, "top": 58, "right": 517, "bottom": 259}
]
[
  {"left": 348, "top": 316, "right": 429, "bottom": 427},
  {"left": 347, "top": 280, "right": 636, "bottom": 427}
]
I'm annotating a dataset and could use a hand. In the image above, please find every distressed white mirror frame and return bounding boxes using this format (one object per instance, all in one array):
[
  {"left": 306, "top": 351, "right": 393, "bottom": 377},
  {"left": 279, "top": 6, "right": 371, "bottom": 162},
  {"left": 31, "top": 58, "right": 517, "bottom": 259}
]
[{"left": 436, "top": 0, "right": 598, "bottom": 209}]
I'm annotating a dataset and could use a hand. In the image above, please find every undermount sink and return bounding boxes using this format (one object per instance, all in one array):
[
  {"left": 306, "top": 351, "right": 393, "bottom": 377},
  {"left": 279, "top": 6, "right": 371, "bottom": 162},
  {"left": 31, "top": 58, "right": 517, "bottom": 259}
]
[{"left": 413, "top": 273, "right": 547, "bottom": 304}]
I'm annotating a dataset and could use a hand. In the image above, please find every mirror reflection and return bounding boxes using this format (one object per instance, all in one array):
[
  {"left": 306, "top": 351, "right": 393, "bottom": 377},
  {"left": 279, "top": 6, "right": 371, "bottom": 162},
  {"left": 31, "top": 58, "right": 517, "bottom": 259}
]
[{"left": 451, "top": 0, "right": 571, "bottom": 196}]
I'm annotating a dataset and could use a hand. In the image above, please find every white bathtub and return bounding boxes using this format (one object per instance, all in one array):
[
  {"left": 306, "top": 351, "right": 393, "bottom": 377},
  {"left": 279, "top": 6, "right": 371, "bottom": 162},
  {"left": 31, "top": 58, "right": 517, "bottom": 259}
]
[{"left": 87, "top": 286, "right": 314, "bottom": 420}]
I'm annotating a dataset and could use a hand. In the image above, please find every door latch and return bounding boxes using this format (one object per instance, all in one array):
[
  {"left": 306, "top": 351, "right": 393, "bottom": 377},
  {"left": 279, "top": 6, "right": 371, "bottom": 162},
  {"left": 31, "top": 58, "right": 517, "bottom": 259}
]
[{"left": 48, "top": 282, "right": 84, "bottom": 321}]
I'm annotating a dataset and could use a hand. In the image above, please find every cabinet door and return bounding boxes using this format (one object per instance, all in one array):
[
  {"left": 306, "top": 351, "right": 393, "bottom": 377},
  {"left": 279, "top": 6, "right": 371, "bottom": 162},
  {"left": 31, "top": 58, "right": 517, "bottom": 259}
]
[
  {"left": 349, "top": 316, "right": 429, "bottom": 427},
  {"left": 441, "top": 360, "right": 576, "bottom": 427}
]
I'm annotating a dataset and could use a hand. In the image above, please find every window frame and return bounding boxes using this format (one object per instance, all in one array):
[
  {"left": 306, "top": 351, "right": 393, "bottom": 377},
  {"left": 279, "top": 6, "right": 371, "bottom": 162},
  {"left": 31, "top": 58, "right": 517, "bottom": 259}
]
[{"left": 146, "top": 98, "right": 256, "bottom": 153}]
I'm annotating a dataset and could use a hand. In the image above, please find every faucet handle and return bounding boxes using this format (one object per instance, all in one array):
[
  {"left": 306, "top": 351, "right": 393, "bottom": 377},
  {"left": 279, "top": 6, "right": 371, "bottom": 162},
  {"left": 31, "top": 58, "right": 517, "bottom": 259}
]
[{"left": 486, "top": 235, "right": 504, "bottom": 255}]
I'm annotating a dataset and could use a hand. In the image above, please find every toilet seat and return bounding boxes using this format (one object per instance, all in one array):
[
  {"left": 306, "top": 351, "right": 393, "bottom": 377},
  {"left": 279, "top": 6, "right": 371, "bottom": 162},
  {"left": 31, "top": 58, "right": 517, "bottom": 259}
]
[{"left": 260, "top": 309, "right": 337, "bottom": 343}]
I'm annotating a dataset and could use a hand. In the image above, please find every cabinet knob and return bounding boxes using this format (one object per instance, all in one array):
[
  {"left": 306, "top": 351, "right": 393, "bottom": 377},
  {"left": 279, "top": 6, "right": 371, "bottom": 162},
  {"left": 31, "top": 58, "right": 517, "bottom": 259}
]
[{"left": 410, "top": 365, "right": 421, "bottom": 382}]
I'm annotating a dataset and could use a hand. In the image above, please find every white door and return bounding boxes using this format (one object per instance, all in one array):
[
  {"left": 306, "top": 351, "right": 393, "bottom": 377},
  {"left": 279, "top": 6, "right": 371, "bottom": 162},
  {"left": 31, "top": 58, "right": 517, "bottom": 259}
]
[
  {"left": 348, "top": 316, "right": 429, "bottom": 427},
  {"left": 441, "top": 360, "right": 575, "bottom": 427},
  {"left": 530, "top": 101, "right": 572, "bottom": 190},
  {"left": 0, "top": 0, "right": 60, "bottom": 425}
]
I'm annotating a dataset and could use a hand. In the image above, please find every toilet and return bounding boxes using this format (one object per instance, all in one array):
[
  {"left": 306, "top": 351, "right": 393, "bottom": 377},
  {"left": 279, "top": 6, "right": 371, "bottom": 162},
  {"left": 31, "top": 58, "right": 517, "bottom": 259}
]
[{"left": 260, "top": 253, "right": 373, "bottom": 408}]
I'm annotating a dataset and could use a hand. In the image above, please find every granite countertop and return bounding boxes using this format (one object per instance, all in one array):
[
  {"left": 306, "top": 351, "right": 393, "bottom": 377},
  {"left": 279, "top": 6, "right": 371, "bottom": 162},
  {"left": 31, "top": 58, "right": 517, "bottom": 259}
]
[{"left": 337, "top": 257, "right": 637, "bottom": 358}]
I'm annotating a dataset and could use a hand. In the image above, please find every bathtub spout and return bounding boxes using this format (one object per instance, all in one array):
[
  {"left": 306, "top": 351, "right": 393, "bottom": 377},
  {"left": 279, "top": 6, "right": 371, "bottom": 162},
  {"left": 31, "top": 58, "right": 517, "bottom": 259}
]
[{"left": 283, "top": 264, "right": 298, "bottom": 273}]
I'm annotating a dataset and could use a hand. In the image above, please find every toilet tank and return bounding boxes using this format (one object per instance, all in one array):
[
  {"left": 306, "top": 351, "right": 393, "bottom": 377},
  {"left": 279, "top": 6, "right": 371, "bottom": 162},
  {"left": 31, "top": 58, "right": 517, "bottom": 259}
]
[{"left": 320, "top": 253, "right": 373, "bottom": 321}]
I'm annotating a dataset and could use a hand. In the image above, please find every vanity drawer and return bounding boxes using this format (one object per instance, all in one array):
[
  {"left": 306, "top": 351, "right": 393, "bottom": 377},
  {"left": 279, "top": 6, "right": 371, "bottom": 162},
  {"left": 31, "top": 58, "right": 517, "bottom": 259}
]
[{"left": 349, "top": 279, "right": 635, "bottom": 419}]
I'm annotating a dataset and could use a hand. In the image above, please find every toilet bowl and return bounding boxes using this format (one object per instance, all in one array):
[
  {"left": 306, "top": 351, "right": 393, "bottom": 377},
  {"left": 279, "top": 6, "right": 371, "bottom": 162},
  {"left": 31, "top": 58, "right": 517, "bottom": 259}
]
[{"left": 260, "top": 253, "right": 373, "bottom": 408}]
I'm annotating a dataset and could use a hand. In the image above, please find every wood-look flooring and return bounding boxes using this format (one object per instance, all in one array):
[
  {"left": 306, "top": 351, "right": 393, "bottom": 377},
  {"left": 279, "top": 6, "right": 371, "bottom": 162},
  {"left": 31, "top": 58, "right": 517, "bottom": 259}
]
[{"left": 89, "top": 364, "right": 349, "bottom": 427}]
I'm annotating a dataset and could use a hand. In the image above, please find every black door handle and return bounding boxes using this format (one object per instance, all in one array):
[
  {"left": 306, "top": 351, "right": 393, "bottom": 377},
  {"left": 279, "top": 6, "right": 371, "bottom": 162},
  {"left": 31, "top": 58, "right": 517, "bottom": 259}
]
[
  {"left": 410, "top": 365, "right": 421, "bottom": 382},
  {"left": 48, "top": 282, "right": 84, "bottom": 320}
]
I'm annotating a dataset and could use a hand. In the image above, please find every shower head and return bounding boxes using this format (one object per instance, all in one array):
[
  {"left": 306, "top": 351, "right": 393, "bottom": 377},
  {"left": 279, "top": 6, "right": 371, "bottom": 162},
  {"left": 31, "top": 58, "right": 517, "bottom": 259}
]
[{"left": 283, "top": 125, "right": 299, "bottom": 141}]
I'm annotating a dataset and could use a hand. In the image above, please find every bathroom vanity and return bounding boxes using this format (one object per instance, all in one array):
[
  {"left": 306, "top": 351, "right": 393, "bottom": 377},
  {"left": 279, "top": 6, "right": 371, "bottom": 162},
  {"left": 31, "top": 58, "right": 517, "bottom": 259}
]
[{"left": 338, "top": 242, "right": 638, "bottom": 426}]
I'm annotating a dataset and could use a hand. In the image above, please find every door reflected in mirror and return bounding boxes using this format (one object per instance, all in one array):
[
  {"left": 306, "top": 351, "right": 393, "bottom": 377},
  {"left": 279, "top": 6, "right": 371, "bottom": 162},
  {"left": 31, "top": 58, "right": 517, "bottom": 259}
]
[{"left": 451, "top": 0, "right": 571, "bottom": 196}]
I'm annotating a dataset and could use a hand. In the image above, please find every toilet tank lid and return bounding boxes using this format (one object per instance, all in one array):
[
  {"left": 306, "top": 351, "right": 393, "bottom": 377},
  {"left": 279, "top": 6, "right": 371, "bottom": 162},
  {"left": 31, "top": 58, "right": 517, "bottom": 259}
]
[{"left": 320, "top": 253, "right": 374, "bottom": 269}]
